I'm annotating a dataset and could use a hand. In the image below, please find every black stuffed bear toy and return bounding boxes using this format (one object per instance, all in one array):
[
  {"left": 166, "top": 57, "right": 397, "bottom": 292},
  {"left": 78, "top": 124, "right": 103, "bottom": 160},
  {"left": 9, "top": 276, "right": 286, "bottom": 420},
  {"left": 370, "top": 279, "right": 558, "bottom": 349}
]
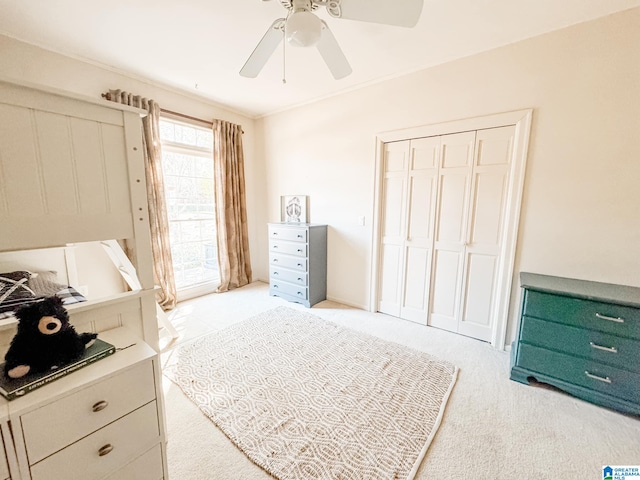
[{"left": 4, "top": 296, "right": 97, "bottom": 379}]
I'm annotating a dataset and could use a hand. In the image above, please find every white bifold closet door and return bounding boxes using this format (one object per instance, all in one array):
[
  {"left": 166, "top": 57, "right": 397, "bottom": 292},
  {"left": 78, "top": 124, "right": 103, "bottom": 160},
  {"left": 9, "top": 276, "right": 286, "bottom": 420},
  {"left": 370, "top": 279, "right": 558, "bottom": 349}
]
[{"left": 377, "top": 125, "right": 515, "bottom": 342}]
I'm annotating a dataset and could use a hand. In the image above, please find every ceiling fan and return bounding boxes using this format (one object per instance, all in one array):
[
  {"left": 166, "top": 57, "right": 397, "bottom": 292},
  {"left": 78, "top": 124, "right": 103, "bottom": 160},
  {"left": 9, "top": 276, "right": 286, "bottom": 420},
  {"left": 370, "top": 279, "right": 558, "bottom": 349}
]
[{"left": 239, "top": 0, "right": 424, "bottom": 80}]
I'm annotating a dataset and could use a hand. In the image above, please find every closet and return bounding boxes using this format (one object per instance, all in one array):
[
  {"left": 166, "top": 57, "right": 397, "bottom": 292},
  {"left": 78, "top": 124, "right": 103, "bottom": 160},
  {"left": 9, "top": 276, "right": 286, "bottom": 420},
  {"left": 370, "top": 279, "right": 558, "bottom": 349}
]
[{"left": 375, "top": 111, "right": 531, "bottom": 346}]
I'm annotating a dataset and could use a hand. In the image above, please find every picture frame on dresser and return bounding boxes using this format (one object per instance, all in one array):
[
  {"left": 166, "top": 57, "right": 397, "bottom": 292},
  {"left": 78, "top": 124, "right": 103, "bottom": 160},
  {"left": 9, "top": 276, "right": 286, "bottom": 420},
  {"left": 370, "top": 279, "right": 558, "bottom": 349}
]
[{"left": 280, "top": 195, "right": 308, "bottom": 223}]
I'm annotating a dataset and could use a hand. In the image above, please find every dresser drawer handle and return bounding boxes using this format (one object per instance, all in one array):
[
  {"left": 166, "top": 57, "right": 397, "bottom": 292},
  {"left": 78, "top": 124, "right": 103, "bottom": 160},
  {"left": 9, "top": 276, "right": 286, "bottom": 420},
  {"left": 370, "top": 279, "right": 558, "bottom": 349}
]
[
  {"left": 273, "top": 245, "right": 278, "bottom": 249},
  {"left": 297, "top": 234, "right": 303, "bottom": 238},
  {"left": 297, "top": 249, "right": 303, "bottom": 252},
  {"left": 589, "top": 342, "right": 618, "bottom": 354},
  {"left": 584, "top": 371, "right": 612, "bottom": 384},
  {"left": 297, "top": 263, "right": 303, "bottom": 267},
  {"left": 595, "top": 313, "right": 624, "bottom": 323},
  {"left": 297, "top": 292, "right": 303, "bottom": 296},
  {"left": 273, "top": 271, "right": 279, "bottom": 275},
  {"left": 98, "top": 444, "right": 114, "bottom": 457},
  {"left": 272, "top": 232, "right": 278, "bottom": 236},
  {"left": 273, "top": 284, "right": 279, "bottom": 288},
  {"left": 92, "top": 400, "right": 109, "bottom": 412}
]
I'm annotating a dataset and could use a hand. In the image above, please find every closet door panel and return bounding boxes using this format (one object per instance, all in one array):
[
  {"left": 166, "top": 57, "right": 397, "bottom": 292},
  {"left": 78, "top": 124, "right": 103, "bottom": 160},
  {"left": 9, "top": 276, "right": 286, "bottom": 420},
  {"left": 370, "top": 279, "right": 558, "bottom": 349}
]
[
  {"left": 458, "top": 126, "right": 515, "bottom": 340},
  {"left": 400, "top": 137, "right": 439, "bottom": 323},
  {"left": 377, "top": 141, "right": 409, "bottom": 316},
  {"left": 382, "top": 176, "right": 405, "bottom": 239},
  {"left": 468, "top": 171, "right": 508, "bottom": 246},
  {"left": 379, "top": 244, "right": 402, "bottom": 316},
  {"left": 460, "top": 252, "right": 497, "bottom": 340},
  {"left": 429, "top": 132, "right": 475, "bottom": 333},
  {"left": 429, "top": 249, "right": 462, "bottom": 330},
  {"left": 402, "top": 247, "right": 430, "bottom": 314},
  {"left": 435, "top": 173, "right": 468, "bottom": 242}
]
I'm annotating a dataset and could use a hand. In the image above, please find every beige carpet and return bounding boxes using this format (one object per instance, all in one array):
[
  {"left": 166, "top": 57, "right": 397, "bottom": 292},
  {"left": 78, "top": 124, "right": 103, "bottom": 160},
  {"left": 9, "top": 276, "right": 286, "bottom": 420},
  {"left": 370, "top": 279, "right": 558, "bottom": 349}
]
[
  {"left": 162, "top": 282, "right": 640, "bottom": 480},
  {"left": 164, "top": 306, "right": 457, "bottom": 480}
]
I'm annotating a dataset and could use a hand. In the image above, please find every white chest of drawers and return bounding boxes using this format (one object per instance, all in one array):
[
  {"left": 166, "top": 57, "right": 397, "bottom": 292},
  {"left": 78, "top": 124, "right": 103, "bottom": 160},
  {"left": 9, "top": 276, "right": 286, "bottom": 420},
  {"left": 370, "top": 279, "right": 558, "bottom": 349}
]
[
  {"left": 3, "top": 327, "right": 166, "bottom": 480},
  {"left": 268, "top": 223, "right": 327, "bottom": 308}
]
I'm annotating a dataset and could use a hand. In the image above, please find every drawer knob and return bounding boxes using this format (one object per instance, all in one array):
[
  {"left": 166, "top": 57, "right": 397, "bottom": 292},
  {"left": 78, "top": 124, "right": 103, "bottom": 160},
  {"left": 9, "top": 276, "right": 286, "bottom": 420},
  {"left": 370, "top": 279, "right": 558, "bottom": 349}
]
[
  {"left": 98, "top": 444, "right": 114, "bottom": 457},
  {"left": 297, "top": 249, "right": 302, "bottom": 252},
  {"left": 589, "top": 342, "right": 618, "bottom": 354},
  {"left": 584, "top": 371, "right": 612, "bottom": 384},
  {"left": 297, "top": 263, "right": 302, "bottom": 267},
  {"left": 595, "top": 312, "right": 624, "bottom": 324},
  {"left": 273, "top": 271, "right": 279, "bottom": 275},
  {"left": 92, "top": 400, "right": 109, "bottom": 413},
  {"left": 273, "top": 232, "right": 278, "bottom": 236},
  {"left": 273, "top": 245, "right": 278, "bottom": 249},
  {"left": 297, "top": 234, "right": 303, "bottom": 238},
  {"left": 297, "top": 292, "right": 303, "bottom": 296},
  {"left": 273, "top": 285, "right": 279, "bottom": 288}
]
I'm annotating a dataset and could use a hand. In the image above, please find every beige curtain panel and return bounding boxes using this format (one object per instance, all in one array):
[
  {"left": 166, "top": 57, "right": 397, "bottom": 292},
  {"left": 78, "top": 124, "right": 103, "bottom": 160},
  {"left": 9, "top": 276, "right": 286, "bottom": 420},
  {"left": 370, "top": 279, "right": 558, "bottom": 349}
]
[
  {"left": 103, "top": 89, "right": 177, "bottom": 310},
  {"left": 213, "top": 119, "right": 252, "bottom": 292}
]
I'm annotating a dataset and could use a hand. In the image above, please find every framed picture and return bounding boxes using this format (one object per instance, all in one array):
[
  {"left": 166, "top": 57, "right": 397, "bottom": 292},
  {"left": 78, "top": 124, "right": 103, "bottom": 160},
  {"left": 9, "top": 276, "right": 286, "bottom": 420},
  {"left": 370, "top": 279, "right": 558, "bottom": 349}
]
[{"left": 281, "top": 195, "right": 308, "bottom": 223}]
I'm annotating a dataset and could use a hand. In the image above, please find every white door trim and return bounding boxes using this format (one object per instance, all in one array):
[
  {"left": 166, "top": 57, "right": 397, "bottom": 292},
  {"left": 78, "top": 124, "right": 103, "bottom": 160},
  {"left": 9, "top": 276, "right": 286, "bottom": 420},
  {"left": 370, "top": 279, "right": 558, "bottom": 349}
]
[{"left": 370, "top": 109, "right": 533, "bottom": 350}]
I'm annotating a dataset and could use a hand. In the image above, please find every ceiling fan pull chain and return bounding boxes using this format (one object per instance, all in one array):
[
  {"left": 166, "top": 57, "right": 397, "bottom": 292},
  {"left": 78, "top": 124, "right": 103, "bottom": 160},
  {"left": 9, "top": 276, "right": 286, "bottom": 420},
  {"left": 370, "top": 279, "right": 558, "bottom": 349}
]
[{"left": 282, "top": 24, "right": 287, "bottom": 84}]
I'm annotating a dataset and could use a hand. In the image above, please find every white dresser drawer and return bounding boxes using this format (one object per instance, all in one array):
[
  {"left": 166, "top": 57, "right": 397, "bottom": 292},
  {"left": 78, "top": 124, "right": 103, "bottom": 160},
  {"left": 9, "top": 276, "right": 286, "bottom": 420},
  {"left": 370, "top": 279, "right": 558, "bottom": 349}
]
[
  {"left": 104, "top": 443, "right": 163, "bottom": 480},
  {"left": 270, "top": 266, "right": 308, "bottom": 286},
  {"left": 269, "top": 253, "right": 307, "bottom": 271},
  {"left": 22, "top": 360, "right": 156, "bottom": 464},
  {"left": 271, "top": 281, "right": 308, "bottom": 300},
  {"left": 269, "top": 226, "right": 307, "bottom": 242},
  {"left": 29, "top": 401, "right": 160, "bottom": 480},
  {"left": 269, "top": 240, "right": 307, "bottom": 257}
]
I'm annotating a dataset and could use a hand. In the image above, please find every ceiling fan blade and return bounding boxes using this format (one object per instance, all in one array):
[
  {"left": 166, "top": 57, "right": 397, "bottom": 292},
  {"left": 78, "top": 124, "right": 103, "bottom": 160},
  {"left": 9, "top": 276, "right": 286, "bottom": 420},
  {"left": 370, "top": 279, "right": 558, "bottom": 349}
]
[
  {"left": 316, "top": 21, "right": 352, "bottom": 80},
  {"left": 240, "top": 18, "right": 285, "bottom": 78},
  {"left": 333, "top": 0, "right": 424, "bottom": 28}
]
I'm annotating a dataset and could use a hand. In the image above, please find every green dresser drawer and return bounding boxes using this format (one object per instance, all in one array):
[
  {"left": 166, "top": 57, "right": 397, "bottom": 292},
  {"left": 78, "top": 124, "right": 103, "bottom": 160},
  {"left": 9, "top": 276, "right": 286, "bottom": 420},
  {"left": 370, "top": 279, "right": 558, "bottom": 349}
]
[
  {"left": 523, "top": 290, "right": 640, "bottom": 340},
  {"left": 518, "top": 343, "right": 640, "bottom": 403},
  {"left": 519, "top": 316, "right": 640, "bottom": 373}
]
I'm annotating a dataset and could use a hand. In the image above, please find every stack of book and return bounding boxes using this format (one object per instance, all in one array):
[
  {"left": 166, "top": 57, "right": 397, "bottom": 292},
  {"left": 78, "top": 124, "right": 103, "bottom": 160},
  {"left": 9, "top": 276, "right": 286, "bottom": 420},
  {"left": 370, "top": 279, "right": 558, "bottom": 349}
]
[{"left": 0, "top": 339, "right": 115, "bottom": 400}]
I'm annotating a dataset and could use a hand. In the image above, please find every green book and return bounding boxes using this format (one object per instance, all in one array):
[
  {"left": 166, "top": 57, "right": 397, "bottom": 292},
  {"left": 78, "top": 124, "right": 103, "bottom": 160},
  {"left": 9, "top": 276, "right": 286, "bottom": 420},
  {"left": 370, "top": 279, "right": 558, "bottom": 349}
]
[{"left": 0, "top": 338, "right": 116, "bottom": 401}]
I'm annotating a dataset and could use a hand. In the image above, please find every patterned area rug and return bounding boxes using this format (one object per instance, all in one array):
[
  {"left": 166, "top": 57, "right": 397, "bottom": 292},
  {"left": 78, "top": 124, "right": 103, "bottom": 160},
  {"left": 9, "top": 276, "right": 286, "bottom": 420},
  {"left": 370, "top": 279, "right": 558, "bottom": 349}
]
[{"left": 164, "top": 306, "right": 458, "bottom": 480}]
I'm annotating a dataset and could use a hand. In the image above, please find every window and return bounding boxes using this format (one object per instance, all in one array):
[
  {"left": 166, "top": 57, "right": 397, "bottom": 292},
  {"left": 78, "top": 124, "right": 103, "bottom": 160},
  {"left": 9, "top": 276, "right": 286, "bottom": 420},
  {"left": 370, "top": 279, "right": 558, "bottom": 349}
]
[{"left": 159, "top": 117, "right": 218, "bottom": 299}]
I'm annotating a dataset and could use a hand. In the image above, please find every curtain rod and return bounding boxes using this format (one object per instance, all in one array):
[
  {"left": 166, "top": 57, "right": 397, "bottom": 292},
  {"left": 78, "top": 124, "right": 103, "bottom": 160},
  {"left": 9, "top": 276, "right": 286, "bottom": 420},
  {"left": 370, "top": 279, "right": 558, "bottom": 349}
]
[
  {"left": 160, "top": 109, "right": 244, "bottom": 134},
  {"left": 100, "top": 93, "right": 243, "bottom": 133},
  {"left": 161, "top": 108, "right": 212, "bottom": 127}
]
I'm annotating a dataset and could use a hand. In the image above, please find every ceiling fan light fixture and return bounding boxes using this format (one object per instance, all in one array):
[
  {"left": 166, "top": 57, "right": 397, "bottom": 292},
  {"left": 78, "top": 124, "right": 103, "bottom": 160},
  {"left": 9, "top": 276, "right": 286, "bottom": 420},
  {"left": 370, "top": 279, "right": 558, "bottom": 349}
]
[{"left": 285, "top": 11, "right": 322, "bottom": 47}]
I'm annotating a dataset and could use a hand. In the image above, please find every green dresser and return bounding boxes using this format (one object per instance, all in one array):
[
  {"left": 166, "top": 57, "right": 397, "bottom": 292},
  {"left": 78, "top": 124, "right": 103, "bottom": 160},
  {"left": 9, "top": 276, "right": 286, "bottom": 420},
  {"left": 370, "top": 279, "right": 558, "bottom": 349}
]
[{"left": 510, "top": 272, "right": 640, "bottom": 415}]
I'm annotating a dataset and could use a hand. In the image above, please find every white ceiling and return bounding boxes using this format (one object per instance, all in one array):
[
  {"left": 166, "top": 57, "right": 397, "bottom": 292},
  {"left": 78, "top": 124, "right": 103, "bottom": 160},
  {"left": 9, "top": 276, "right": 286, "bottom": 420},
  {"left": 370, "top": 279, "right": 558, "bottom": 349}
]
[{"left": 0, "top": 0, "right": 638, "bottom": 118}]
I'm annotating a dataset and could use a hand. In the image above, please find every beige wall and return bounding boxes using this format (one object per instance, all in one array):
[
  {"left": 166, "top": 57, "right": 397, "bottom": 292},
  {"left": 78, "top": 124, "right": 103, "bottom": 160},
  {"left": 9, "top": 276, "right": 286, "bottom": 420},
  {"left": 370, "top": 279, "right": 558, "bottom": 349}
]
[
  {"left": 258, "top": 8, "right": 640, "bottom": 342},
  {"left": 0, "top": 35, "right": 262, "bottom": 287}
]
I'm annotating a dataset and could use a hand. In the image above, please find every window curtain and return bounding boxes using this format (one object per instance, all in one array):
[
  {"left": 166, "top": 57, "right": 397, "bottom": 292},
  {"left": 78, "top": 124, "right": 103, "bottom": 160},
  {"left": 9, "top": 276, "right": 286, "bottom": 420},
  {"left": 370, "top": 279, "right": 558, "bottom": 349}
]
[
  {"left": 213, "top": 119, "right": 252, "bottom": 292},
  {"left": 103, "top": 89, "right": 177, "bottom": 310}
]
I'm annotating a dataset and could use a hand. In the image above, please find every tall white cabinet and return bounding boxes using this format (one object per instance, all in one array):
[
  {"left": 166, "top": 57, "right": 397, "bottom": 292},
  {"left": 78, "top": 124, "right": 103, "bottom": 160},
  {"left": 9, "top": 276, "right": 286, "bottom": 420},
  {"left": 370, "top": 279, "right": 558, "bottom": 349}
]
[
  {"left": 377, "top": 124, "right": 518, "bottom": 343},
  {"left": 0, "top": 77, "right": 168, "bottom": 479}
]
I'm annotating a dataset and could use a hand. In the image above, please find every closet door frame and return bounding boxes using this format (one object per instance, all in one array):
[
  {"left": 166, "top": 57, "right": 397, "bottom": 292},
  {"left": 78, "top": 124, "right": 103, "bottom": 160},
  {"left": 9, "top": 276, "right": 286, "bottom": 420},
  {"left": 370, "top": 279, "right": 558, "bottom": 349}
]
[{"left": 370, "top": 109, "right": 533, "bottom": 350}]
